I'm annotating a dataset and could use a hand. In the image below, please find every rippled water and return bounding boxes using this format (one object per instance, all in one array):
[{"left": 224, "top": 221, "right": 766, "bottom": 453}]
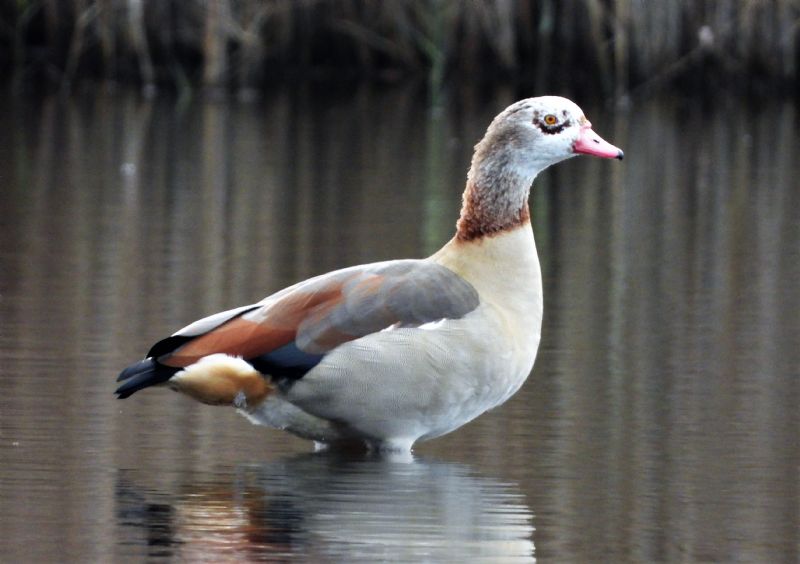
[{"left": 0, "top": 85, "right": 798, "bottom": 562}]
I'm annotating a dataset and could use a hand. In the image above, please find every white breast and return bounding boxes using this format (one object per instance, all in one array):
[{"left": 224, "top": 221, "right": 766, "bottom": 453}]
[{"left": 432, "top": 225, "right": 544, "bottom": 368}]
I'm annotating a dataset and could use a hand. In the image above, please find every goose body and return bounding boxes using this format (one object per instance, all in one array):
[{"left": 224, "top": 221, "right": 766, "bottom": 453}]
[{"left": 116, "top": 96, "right": 623, "bottom": 451}]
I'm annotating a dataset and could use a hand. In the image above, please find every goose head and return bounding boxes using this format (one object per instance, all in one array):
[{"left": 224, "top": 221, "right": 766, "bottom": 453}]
[
  {"left": 457, "top": 96, "right": 623, "bottom": 241},
  {"left": 469, "top": 96, "right": 623, "bottom": 185}
]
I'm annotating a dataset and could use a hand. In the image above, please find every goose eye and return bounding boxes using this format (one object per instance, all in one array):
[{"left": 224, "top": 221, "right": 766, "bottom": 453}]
[{"left": 536, "top": 112, "right": 568, "bottom": 134}]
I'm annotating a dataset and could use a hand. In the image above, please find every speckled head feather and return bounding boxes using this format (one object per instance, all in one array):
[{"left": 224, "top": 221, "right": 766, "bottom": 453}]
[{"left": 456, "top": 96, "right": 597, "bottom": 242}]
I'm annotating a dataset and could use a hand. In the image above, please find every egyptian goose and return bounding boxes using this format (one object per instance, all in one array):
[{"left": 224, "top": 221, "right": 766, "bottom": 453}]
[{"left": 116, "top": 96, "right": 623, "bottom": 452}]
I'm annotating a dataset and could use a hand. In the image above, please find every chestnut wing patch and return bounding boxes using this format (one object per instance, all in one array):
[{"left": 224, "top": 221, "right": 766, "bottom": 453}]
[
  {"left": 149, "top": 260, "right": 479, "bottom": 380},
  {"left": 294, "top": 261, "right": 480, "bottom": 354},
  {"left": 147, "top": 303, "right": 262, "bottom": 359}
]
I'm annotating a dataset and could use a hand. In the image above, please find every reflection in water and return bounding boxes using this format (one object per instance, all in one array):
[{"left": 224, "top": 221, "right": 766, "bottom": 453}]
[
  {"left": 115, "top": 454, "right": 534, "bottom": 562},
  {"left": 0, "top": 87, "right": 798, "bottom": 562}
]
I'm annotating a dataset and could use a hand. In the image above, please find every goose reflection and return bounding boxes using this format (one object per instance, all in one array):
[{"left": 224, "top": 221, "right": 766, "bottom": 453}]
[{"left": 116, "top": 454, "right": 534, "bottom": 562}]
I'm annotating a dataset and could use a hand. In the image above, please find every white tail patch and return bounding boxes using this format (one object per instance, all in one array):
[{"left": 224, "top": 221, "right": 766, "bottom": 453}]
[{"left": 168, "top": 354, "right": 273, "bottom": 407}]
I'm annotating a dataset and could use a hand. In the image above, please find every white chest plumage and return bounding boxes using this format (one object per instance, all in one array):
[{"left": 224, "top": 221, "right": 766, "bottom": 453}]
[{"left": 433, "top": 224, "right": 544, "bottom": 389}]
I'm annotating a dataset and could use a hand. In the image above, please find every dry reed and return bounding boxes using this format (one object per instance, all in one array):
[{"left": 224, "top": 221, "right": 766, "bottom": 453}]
[{"left": 1, "top": 0, "right": 797, "bottom": 94}]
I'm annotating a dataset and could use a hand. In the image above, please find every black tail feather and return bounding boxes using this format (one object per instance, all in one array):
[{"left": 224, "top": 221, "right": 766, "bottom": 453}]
[{"left": 115, "top": 359, "right": 180, "bottom": 399}]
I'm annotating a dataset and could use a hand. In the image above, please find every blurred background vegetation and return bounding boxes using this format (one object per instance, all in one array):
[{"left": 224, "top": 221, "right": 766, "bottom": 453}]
[{"left": 0, "top": 0, "right": 798, "bottom": 98}]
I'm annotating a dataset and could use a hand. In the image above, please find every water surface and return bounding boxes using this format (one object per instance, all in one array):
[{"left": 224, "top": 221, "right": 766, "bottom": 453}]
[{"left": 0, "top": 86, "right": 797, "bottom": 562}]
